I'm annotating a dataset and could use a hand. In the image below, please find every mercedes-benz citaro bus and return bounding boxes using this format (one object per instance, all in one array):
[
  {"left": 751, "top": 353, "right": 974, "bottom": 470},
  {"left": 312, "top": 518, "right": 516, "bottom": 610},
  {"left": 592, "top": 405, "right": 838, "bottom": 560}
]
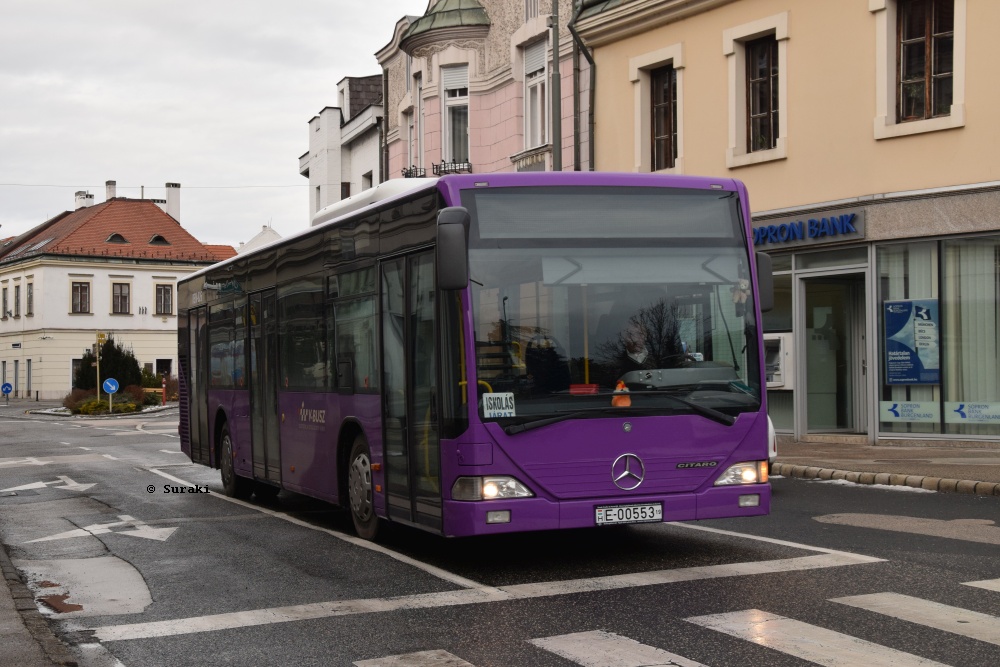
[{"left": 178, "top": 172, "right": 774, "bottom": 540}]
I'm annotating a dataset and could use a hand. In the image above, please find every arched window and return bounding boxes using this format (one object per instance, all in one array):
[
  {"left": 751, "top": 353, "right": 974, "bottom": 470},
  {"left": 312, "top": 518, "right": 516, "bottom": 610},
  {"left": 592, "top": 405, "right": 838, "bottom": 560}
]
[
  {"left": 106, "top": 233, "right": 128, "bottom": 243},
  {"left": 149, "top": 234, "right": 171, "bottom": 246}
]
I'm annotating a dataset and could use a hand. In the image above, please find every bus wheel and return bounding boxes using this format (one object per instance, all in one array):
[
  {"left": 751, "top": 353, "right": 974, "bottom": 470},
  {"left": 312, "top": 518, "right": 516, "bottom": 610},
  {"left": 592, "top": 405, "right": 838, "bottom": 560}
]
[
  {"left": 348, "top": 434, "right": 380, "bottom": 540},
  {"left": 220, "top": 425, "right": 252, "bottom": 499}
]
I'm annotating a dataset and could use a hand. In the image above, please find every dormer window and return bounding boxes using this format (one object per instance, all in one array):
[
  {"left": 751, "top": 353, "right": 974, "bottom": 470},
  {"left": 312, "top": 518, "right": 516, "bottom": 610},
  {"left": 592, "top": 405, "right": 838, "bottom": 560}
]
[
  {"left": 149, "top": 234, "right": 171, "bottom": 246},
  {"left": 106, "top": 233, "right": 128, "bottom": 244}
]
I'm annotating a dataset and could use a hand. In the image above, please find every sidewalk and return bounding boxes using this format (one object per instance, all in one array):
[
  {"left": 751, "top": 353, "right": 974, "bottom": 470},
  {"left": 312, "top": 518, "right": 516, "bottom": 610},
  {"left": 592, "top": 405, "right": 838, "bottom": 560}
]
[
  {"left": 773, "top": 437, "right": 1000, "bottom": 495},
  {"left": 1, "top": 409, "right": 997, "bottom": 667}
]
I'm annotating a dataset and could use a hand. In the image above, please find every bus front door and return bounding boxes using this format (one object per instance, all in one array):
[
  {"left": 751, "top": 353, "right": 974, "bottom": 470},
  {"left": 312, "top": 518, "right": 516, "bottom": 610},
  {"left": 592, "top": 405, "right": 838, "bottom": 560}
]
[
  {"left": 250, "top": 290, "right": 281, "bottom": 483},
  {"left": 381, "top": 252, "right": 442, "bottom": 531}
]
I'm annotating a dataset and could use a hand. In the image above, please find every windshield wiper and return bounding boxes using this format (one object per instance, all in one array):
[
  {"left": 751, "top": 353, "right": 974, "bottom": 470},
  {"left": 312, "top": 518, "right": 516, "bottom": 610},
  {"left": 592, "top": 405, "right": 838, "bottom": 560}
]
[
  {"left": 503, "top": 411, "right": 593, "bottom": 435},
  {"left": 501, "top": 396, "right": 735, "bottom": 435},
  {"left": 616, "top": 391, "right": 736, "bottom": 426}
]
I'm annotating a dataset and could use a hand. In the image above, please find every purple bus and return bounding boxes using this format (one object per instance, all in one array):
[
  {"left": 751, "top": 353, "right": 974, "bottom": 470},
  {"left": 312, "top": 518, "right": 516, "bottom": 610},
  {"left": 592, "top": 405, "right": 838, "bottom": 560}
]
[{"left": 178, "top": 172, "right": 774, "bottom": 539}]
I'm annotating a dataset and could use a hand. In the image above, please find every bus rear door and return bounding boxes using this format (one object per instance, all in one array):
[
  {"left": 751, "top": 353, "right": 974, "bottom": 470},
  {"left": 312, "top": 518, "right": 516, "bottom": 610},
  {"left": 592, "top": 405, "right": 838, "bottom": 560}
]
[{"left": 250, "top": 290, "right": 281, "bottom": 484}]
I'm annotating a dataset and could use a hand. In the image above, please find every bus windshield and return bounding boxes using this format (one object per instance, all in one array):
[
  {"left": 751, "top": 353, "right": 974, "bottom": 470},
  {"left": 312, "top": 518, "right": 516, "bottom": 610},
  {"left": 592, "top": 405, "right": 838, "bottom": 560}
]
[{"left": 462, "top": 185, "right": 762, "bottom": 426}]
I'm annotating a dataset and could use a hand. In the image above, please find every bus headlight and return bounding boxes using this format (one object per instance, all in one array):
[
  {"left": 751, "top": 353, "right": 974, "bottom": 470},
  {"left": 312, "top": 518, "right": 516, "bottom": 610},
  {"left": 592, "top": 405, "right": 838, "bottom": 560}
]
[
  {"left": 714, "top": 461, "right": 769, "bottom": 486},
  {"left": 451, "top": 476, "right": 534, "bottom": 501}
]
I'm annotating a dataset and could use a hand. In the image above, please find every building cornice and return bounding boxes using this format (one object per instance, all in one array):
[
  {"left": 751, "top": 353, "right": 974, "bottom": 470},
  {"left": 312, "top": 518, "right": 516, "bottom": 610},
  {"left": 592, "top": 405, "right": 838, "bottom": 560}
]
[{"left": 575, "top": 0, "right": 737, "bottom": 47}]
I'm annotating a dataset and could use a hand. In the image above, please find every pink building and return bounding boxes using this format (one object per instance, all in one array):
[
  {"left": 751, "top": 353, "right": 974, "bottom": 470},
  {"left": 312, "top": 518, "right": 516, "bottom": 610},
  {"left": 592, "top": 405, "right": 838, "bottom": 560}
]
[{"left": 376, "top": 0, "right": 591, "bottom": 179}]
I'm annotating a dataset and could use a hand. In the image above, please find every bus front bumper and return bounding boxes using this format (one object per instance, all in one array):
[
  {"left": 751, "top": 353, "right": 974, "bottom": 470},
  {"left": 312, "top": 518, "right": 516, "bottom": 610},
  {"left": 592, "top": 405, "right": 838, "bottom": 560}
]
[{"left": 441, "top": 484, "right": 770, "bottom": 537}]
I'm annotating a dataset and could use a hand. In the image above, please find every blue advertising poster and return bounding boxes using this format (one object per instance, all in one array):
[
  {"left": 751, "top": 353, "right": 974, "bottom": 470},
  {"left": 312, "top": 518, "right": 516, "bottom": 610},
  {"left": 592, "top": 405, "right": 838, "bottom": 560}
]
[{"left": 884, "top": 299, "right": 939, "bottom": 385}]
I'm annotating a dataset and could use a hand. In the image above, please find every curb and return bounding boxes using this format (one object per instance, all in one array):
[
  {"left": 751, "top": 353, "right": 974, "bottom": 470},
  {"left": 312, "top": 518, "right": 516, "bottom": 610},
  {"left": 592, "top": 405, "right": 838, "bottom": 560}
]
[
  {"left": 0, "top": 544, "right": 79, "bottom": 666},
  {"left": 772, "top": 462, "right": 1000, "bottom": 497}
]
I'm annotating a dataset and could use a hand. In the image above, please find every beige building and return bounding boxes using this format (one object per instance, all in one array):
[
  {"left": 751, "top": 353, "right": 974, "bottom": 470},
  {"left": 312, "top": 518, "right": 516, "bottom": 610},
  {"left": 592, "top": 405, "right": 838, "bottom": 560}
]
[{"left": 574, "top": 0, "right": 999, "bottom": 446}]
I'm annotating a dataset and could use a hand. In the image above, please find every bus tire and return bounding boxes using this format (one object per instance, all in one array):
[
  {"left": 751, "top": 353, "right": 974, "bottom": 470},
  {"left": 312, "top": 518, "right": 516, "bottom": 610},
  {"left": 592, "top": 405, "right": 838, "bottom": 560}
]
[
  {"left": 220, "top": 424, "right": 252, "bottom": 500},
  {"left": 348, "top": 434, "right": 380, "bottom": 540}
]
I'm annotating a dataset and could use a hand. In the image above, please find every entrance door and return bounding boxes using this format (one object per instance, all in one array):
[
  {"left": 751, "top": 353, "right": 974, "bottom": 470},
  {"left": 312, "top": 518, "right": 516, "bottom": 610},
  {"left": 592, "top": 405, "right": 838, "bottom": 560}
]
[
  {"left": 250, "top": 290, "right": 280, "bottom": 482},
  {"left": 381, "top": 251, "right": 442, "bottom": 530},
  {"left": 801, "top": 274, "right": 867, "bottom": 434}
]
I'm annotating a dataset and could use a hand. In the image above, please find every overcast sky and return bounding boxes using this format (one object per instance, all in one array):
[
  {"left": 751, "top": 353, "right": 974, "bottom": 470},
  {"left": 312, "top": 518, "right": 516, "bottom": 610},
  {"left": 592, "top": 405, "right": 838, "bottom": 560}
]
[{"left": 0, "top": 0, "right": 427, "bottom": 247}]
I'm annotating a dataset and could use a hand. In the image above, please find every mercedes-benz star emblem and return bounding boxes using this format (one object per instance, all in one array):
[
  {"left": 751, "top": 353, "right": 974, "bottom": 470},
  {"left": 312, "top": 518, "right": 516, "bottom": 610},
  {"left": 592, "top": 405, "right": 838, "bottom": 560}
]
[{"left": 611, "top": 453, "right": 645, "bottom": 491}]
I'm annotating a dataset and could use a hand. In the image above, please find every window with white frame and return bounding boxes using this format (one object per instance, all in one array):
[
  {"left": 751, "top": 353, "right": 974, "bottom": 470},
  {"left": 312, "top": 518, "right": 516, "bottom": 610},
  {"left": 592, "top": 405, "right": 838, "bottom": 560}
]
[
  {"left": 629, "top": 43, "right": 684, "bottom": 173},
  {"left": 871, "top": 0, "right": 965, "bottom": 139},
  {"left": 112, "top": 282, "right": 130, "bottom": 314},
  {"left": 72, "top": 281, "right": 91, "bottom": 314},
  {"left": 156, "top": 284, "right": 173, "bottom": 315},
  {"left": 724, "top": 12, "right": 788, "bottom": 168},
  {"left": 442, "top": 65, "right": 469, "bottom": 163},
  {"left": 524, "top": 40, "right": 548, "bottom": 149}
]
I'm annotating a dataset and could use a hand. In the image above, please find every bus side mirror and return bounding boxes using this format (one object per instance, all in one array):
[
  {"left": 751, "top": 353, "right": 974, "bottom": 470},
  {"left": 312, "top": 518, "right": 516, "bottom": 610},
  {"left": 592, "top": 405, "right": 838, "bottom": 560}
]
[
  {"left": 756, "top": 251, "right": 774, "bottom": 313},
  {"left": 437, "top": 207, "right": 470, "bottom": 290}
]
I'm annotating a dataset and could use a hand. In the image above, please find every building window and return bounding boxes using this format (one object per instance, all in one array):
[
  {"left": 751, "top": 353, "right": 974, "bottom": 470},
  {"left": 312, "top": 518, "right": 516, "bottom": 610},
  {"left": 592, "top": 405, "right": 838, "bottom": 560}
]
[
  {"left": 1, "top": 287, "right": 7, "bottom": 317},
  {"left": 871, "top": 0, "right": 965, "bottom": 139},
  {"left": 746, "top": 36, "right": 779, "bottom": 153},
  {"left": 362, "top": 172, "right": 373, "bottom": 191},
  {"left": 442, "top": 65, "right": 469, "bottom": 163},
  {"left": 148, "top": 234, "right": 170, "bottom": 245},
  {"left": 651, "top": 65, "right": 677, "bottom": 170},
  {"left": 341, "top": 182, "right": 351, "bottom": 200},
  {"left": 26, "top": 283, "right": 33, "bottom": 316},
  {"left": 72, "top": 282, "right": 90, "bottom": 314},
  {"left": 524, "top": 40, "right": 548, "bottom": 150},
  {"left": 415, "top": 75, "right": 424, "bottom": 168},
  {"left": 112, "top": 283, "right": 130, "bottom": 314},
  {"left": 724, "top": 12, "right": 789, "bottom": 168},
  {"left": 156, "top": 284, "right": 173, "bottom": 315},
  {"left": 898, "top": 0, "right": 953, "bottom": 122},
  {"left": 13, "top": 285, "right": 20, "bottom": 317}
]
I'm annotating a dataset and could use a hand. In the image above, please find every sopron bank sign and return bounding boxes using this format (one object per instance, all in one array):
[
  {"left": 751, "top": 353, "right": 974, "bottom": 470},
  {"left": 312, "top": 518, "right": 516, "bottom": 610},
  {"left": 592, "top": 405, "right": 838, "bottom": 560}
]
[{"left": 753, "top": 208, "right": 866, "bottom": 249}]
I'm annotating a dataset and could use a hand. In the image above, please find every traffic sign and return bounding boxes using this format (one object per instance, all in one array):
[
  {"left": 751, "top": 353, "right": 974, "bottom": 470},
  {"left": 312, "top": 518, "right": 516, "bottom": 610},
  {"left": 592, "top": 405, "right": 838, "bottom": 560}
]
[
  {"left": 1, "top": 383, "right": 11, "bottom": 395},
  {"left": 103, "top": 378, "right": 119, "bottom": 394},
  {"left": 97, "top": 332, "right": 106, "bottom": 343}
]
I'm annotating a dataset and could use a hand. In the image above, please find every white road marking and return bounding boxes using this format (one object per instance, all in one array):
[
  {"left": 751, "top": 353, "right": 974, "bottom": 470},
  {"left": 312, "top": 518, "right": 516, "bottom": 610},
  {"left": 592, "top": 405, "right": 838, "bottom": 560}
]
[
  {"left": 102, "top": 454, "right": 119, "bottom": 460},
  {"left": 85, "top": 468, "right": 884, "bottom": 643},
  {"left": 832, "top": 592, "right": 1000, "bottom": 645},
  {"left": 0, "top": 457, "right": 52, "bottom": 467},
  {"left": 159, "top": 449, "right": 186, "bottom": 454},
  {"left": 25, "top": 515, "right": 177, "bottom": 544},
  {"left": 0, "top": 476, "right": 95, "bottom": 493},
  {"left": 964, "top": 578, "right": 1000, "bottom": 593},
  {"left": 79, "top": 447, "right": 91, "bottom": 450},
  {"left": 354, "top": 649, "right": 476, "bottom": 666},
  {"left": 530, "top": 630, "right": 707, "bottom": 666},
  {"left": 687, "top": 609, "right": 947, "bottom": 666}
]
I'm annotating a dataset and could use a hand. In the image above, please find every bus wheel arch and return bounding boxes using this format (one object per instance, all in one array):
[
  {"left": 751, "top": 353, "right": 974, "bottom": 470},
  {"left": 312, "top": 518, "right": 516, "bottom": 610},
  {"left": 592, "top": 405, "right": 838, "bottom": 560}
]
[
  {"left": 344, "top": 427, "right": 380, "bottom": 540},
  {"left": 217, "top": 415, "right": 252, "bottom": 500}
]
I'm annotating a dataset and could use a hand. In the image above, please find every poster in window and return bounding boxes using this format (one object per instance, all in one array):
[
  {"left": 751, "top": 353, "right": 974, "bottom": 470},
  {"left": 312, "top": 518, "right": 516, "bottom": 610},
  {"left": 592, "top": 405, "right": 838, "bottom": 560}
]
[{"left": 884, "top": 299, "right": 939, "bottom": 385}]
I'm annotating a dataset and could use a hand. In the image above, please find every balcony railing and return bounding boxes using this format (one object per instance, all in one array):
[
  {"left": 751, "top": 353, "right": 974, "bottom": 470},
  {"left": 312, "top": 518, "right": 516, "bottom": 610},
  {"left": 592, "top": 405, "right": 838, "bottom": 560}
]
[
  {"left": 432, "top": 161, "right": 473, "bottom": 175},
  {"left": 401, "top": 166, "right": 426, "bottom": 178}
]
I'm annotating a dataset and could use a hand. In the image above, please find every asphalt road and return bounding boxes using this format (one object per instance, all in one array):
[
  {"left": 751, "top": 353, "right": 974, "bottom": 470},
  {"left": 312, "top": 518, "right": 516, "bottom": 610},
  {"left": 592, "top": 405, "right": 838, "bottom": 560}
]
[{"left": 0, "top": 412, "right": 998, "bottom": 666}]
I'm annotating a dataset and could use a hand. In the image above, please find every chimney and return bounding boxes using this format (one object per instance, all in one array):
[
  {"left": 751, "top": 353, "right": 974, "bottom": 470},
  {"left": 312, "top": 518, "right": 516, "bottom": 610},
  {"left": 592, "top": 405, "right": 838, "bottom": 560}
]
[
  {"left": 165, "top": 182, "right": 180, "bottom": 221},
  {"left": 152, "top": 198, "right": 167, "bottom": 213},
  {"left": 74, "top": 191, "right": 94, "bottom": 209},
  {"left": 106, "top": 180, "right": 117, "bottom": 200}
]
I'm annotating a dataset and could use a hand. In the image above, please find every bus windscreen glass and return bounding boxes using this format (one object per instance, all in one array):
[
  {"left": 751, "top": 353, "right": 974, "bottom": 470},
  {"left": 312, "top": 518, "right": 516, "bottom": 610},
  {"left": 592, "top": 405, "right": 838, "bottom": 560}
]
[{"left": 462, "top": 186, "right": 761, "bottom": 426}]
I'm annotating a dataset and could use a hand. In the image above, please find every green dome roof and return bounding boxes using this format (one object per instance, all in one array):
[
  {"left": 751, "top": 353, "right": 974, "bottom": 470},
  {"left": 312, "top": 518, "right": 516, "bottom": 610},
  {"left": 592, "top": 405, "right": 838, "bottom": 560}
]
[{"left": 403, "top": 0, "right": 490, "bottom": 44}]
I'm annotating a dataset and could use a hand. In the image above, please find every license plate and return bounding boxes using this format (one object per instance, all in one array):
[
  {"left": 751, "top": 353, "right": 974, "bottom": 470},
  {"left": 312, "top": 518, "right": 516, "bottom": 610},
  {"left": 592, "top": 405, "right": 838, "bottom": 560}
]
[{"left": 595, "top": 503, "right": 663, "bottom": 526}]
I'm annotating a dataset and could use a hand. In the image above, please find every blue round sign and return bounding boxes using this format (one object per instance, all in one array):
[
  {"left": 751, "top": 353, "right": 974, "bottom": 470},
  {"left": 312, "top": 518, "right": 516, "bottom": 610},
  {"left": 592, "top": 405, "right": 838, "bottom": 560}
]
[
  {"left": 1, "top": 383, "right": 11, "bottom": 395},
  {"left": 103, "top": 378, "right": 119, "bottom": 394}
]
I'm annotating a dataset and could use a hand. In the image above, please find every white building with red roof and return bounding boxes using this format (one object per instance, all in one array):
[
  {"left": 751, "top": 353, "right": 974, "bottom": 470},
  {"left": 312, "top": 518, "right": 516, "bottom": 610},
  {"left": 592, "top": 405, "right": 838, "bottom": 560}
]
[{"left": 0, "top": 181, "right": 235, "bottom": 400}]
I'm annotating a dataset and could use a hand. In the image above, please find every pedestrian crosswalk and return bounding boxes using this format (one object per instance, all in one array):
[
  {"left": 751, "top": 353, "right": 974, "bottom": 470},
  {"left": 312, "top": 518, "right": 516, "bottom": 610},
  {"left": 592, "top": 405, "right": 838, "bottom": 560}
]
[{"left": 354, "top": 579, "right": 1000, "bottom": 666}]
